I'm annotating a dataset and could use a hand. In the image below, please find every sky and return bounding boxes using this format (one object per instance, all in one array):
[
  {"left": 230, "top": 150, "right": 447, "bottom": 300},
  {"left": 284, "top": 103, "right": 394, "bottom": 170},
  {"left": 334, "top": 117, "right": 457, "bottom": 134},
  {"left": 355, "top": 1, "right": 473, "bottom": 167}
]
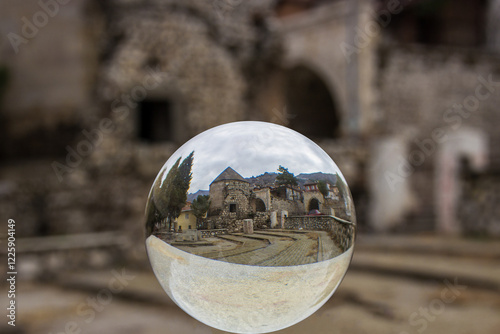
[{"left": 156, "top": 122, "right": 347, "bottom": 193}]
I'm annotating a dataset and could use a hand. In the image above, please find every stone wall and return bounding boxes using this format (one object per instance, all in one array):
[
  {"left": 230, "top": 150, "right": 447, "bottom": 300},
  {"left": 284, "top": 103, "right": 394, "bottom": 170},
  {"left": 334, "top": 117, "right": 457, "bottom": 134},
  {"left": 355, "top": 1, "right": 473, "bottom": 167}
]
[
  {"left": 0, "top": 0, "right": 100, "bottom": 158},
  {"left": 210, "top": 180, "right": 251, "bottom": 216},
  {"left": 224, "top": 181, "right": 251, "bottom": 215},
  {"left": 0, "top": 0, "right": 282, "bottom": 248},
  {"left": 374, "top": 44, "right": 500, "bottom": 233},
  {"left": 214, "top": 217, "right": 244, "bottom": 233},
  {"left": 200, "top": 229, "right": 228, "bottom": 238},
  {"left": 253, "top": 212, "right": 271, "bottom": 229},
  {"left": 284, "top": 215, "right": 355, "bottom": 251},
  {"left": 459, "top": 174, "right": 500, "bottom": 236},
  {"left": 208, "top": 181, "right": 226, "bottom": 214},
  {"left": 271, "top": 196, "right": 303, "bottom": 215}
]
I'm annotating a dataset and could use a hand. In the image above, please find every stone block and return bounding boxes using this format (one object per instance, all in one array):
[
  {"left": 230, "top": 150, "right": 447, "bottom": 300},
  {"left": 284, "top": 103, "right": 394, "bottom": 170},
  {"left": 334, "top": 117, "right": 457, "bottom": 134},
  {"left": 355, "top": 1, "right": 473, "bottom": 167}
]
[{"left": 243, "top": 219, "right": 253, "bottom": 234}]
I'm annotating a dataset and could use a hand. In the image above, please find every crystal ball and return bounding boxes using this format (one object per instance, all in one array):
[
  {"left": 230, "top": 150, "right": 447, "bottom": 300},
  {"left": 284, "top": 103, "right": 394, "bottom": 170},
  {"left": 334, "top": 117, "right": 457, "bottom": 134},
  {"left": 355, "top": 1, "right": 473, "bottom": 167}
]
[{"left": 144, "top": 121, "right": 356, "bottom": 333}]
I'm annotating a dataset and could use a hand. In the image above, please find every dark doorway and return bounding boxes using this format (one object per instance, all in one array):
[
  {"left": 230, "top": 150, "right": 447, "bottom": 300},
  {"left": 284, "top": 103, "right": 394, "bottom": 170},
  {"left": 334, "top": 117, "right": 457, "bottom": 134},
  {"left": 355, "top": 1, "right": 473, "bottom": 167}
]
[
  {"left": 253, "top": 198, "right": 266, "bottom": 212},
  {"left": 308, "top": 198, "right": 320, "bottom": 212},
  {"left": 286, "top": 65, "right": 339, "bottom": 139},
  {"left": 138, "top": 100, "right": 173, "bottom": 142}
]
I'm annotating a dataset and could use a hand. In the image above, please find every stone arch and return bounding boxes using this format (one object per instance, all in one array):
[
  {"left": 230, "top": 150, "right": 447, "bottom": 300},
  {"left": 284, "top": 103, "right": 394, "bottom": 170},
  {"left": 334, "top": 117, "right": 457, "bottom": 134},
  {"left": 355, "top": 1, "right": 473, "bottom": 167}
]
[
  {"left": 284, "top": 65, "right": 340, "bottom": 139},
  {"left": 251, "top": 198, "right": 266, "bottom": 212},
  {"left": 308, "top": 198, "right": 320, "bottom": 212}
]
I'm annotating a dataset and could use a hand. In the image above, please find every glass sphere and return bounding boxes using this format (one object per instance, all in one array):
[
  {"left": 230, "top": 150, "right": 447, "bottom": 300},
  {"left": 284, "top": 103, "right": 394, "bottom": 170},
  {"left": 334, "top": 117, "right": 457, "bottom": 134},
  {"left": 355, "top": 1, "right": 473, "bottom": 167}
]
[{"left": 144, "top": 121, "right": 356, "bottom": 333}]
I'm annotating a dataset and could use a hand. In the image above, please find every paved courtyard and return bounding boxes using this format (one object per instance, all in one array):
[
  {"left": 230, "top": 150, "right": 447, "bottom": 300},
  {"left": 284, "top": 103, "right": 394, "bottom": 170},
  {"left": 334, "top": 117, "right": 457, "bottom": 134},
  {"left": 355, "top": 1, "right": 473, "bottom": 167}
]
[
  {"left": 2, "top": 235, "right": 500, "bottom": 334},
  {"left": 174, "top": 230, "right": 343, "bottom": 266}
]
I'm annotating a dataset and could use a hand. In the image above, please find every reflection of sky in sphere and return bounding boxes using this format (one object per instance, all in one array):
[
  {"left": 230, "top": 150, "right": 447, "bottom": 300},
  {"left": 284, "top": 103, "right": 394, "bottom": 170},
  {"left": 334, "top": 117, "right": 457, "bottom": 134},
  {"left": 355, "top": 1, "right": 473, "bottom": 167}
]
[{"left": 159, "top": 122, "right": 346, "bottom": 193}]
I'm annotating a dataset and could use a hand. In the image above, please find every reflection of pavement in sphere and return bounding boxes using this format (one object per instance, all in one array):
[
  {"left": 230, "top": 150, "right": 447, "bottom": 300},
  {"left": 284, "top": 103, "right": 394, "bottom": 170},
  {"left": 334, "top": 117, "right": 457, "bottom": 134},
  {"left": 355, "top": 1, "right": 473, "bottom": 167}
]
[
  {"left": 174, "top": 230, "right": 342, "bottom": 266},
  {"left": 147, "top": 235, "right": 353, "bottom": 334}
]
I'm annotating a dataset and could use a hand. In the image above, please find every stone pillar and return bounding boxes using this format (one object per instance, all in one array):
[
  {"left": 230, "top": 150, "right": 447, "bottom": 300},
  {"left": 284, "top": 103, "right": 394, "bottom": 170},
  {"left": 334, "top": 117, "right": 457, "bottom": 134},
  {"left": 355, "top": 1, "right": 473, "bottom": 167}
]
[
  {"left": 369, "top": 137, "right": 414, "bottom": 232},
  {"left": 487, "top": 0, "right": 500, "bottom": 52},
  {"left": 279, "top": 210, "right": 288, "bottom": 228},
  {"left": 270, "top": 211, "right": 278, "bottom": 228},
  {"left": 435, "top": 128, "right": 488, "bottom": 234},
  {"left": 243, "top": 219, "right": 254, "bottom": 234}
]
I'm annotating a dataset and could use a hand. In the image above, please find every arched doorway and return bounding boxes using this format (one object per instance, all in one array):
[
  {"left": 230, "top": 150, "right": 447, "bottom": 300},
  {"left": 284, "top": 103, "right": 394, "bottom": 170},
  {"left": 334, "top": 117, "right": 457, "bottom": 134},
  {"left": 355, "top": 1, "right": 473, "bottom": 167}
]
[
  {"left": 285, "top": 65, "right": 340, "bottom": 139},
  {"left": 252, "top": 198, "right": 266, "bottom": 212},
  {"left": 308, "top": 198, "right": 320, "bottom": 212}
]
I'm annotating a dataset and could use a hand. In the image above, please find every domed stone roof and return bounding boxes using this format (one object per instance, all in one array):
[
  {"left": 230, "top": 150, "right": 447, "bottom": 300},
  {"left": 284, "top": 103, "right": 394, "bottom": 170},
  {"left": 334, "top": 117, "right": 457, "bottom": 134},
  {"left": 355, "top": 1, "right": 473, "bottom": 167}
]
[{"left": 211, "top": 167, "right": 249, "bottom": 184}]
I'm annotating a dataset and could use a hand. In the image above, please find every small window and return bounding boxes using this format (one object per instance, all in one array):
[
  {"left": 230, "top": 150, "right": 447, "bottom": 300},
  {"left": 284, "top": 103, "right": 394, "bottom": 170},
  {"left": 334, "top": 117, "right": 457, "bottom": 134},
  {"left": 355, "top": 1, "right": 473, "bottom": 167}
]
[
  {"left": 138, "top": 100, "right": 173, "bottom": 142},
  {"left": 185, "top": 213, "right": 189, "bottom": 219},
  {"left": 229, "top": 204, "right": 237, "bottom": 213}
]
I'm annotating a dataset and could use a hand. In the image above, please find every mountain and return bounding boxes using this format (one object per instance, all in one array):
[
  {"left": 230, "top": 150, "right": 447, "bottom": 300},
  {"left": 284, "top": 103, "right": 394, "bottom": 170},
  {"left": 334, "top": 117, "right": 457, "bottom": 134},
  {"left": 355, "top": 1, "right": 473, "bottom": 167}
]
[
  {"left": 245, "top": 172, "right": 278, "bottom": 187},
  {"left": 297, "top": 172, "right": 338, "bottom": 185},
  {"left": 244, "top": 171, "right": 338, "bottom": 188},
  {"left": 187, "top": 189, "right": 209, "bottom": 202}
]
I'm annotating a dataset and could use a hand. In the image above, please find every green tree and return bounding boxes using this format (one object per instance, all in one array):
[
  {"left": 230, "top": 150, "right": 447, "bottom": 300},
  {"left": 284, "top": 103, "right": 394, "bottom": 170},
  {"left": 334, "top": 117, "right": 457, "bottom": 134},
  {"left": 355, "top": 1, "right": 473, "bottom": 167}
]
[
  {"left": 152, "top": 151, "right": 194, "bottom": 231},
  {"left": 317, "top": 180, "right": 329, "bottom": 199},
  {"left": 153, "top": 157, "right": 181, "bottom": 230},
  {"left": 192, "top": 195, "right": 210, "bottom": 226},
  {"left": 168, "top": 151, "right": 194, "bottom": 229},
  {"left": 145, "top": 195, "right": 162, "bottom": 236},
  {"left": 336, "top": 176, "right": 349, "bottom": 202},
  {"left": 275, "top": 165, "right": 298, "bottom": 187}
]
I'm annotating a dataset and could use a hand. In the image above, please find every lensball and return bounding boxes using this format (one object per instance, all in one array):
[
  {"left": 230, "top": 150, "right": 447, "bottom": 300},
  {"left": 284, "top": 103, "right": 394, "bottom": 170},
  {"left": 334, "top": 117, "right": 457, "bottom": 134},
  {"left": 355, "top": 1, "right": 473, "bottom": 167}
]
[{"left": 144, "top": 121, "right": 356, "bottom": 333}]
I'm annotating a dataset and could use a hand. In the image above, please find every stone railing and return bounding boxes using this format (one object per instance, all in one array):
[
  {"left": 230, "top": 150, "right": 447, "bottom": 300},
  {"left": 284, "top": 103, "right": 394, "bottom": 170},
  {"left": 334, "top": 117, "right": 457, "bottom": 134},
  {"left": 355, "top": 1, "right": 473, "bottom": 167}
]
[
  {"left": 284, "top": 215, "right": 355, "bottom": 252},
  {"left": 199, "top": 229, "right": 228, "bottom": 238}
]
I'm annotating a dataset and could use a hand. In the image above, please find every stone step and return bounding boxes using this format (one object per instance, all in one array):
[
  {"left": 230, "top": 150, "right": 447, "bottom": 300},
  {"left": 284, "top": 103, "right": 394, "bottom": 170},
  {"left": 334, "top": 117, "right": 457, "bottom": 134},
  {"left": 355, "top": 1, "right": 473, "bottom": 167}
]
[{"left": 356, "top": 234, "right": 500, "bottom": 259}]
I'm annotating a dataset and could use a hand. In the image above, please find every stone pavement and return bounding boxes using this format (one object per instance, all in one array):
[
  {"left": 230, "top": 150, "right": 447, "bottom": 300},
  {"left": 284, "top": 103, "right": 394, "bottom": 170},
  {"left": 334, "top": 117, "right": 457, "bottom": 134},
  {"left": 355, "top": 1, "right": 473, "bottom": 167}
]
[
  {"left": 175, "top": 231, "right": 342, "bottom": 266},
  {"left": 256, "top": 231, "right": 318, "bottom": 266},
  {"left": 3, "top": 234, "right": 500, "bottom": 334},
  {"left": 218, "top": 233, "right": 294, "bottom": 265},
  {"left": 353, "top": 234, "right": 500, "bottom": 292}
]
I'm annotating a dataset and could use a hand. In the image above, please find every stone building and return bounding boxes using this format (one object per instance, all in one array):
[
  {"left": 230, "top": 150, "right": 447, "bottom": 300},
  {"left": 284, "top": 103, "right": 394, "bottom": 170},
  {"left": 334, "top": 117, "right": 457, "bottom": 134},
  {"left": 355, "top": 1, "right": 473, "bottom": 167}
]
[
  {"left": 208, "top": 167, "right": 252, "bottom": 218},
  {"left": 1, "top": 0, "right": 499, "bottom": 241},
  {"left": 0, "top": 0, "right": 282, "bottom": 239},
  {"left": 205, "top": 166, "right": 347, "bottom": 231},
  {"left": 269, "top": 0, "right": 500, "bottom": 235}
]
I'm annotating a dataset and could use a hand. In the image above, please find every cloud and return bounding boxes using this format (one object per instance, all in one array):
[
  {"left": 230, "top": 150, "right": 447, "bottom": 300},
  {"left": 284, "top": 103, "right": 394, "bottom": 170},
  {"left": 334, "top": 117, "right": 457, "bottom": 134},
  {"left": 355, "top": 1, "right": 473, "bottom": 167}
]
[{"left": 158, "top": 122, "right": 345, "bottom": 193}]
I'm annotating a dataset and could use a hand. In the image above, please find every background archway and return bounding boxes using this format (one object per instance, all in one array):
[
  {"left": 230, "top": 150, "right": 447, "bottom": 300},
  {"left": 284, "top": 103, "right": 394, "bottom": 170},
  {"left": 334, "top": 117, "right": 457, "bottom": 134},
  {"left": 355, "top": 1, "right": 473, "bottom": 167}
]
[
  {"left": 285, "top": 65, "right": 340, "bottom": 139},
  {"left": 251, "top": 198, "right": 267, "bottom": 212}
]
